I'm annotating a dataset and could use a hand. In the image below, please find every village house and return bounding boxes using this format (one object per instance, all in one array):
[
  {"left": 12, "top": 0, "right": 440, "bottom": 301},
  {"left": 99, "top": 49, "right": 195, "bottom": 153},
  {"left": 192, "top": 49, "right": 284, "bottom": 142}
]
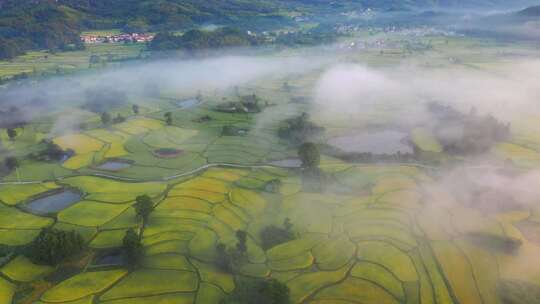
[{"left": 81, "top": 33, "right": 155, "bottom": 44}]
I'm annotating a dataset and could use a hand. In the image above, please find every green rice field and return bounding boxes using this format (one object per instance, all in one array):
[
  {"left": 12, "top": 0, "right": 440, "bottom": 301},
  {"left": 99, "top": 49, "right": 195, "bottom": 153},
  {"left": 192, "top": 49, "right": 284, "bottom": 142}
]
[{"left": 1, "top": 32, "right": 540, "bottom": 304}]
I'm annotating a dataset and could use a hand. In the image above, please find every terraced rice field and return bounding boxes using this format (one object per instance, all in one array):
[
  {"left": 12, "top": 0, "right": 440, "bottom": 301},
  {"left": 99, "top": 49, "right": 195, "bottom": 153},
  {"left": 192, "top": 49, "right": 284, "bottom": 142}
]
[
  {"left": 0, "top": 44, "right": 144, "bottom": 79},
  {"left": 2, "top": 150, "right": 539, "bottom": 303},
  {"left": 1, "top": 35, "right": 540, "bottom": 304}
]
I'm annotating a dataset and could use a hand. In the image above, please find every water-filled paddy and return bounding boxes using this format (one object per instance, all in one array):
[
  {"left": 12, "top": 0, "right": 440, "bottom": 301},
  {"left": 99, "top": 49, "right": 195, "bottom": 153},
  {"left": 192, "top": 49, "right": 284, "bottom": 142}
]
[
  {"left": 153, "top": 148, "right": 184, "bottom": 158},
  {"left": 328, "top": 130, "right": 412, "bottom": 154},
  {"left": 95, "top": 160, "right": 132, "bottom": 171},
  {"left": 269, "top": 158, "right": 302, "bottom": 168},
  {"left": 176, "top": 98, "right": 201, "bottom": 109},
  {"left": 23, "top": 190, "right": 82, "bottom": 215},
  {"left": 93, "top": 251, "right": 126, "bottom": 266}
]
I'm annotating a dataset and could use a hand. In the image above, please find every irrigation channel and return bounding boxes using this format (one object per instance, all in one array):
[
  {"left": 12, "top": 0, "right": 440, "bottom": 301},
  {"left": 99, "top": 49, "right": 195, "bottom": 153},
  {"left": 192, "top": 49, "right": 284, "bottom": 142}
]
[{"left": 0, "top": 161, "right": 513, "bottom": 186}]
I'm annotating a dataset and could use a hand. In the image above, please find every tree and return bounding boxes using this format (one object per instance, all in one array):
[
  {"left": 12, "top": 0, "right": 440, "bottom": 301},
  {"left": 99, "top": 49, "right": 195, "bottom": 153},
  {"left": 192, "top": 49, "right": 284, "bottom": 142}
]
[
  {"left": 89, "top": 55, "right": 101, "bottom": 65},
  {"left": 33, "top": 140, "right": 69, "bottom": 161},
  {"left": 26, "top": 228, "right": 84, "bottom": 265},
  {"left": 215, "top": 243, "right": 232, "bottom": 273},
  {"left": 236, "top": 230, "right": 248, "bottom": 255},
  {"left": 101, "top": 112, "right": 111, "bottom": 125},
  {"left": 133, "top": 195, "right": 153, "bottom": 222},
  {"left": 149, "top": 32, "right": 181, "bottom": 51},
  {"left": 221, "top": 278, "right": 290, "bottom": 304},
  {"left": 164, "top": 112, "right": 173, "bottom": 126},
  {"left": 123, "top": 228, "right": 144, "bottom": 268},
  {"left": 84, "top": 86, "right": 129, "bottom": 113},
  {"left": 0, "top": 38, "right": 21, "bottom": 60},
  {"left": 264, "top": 179, "right": 282, "bottom": 193},
  {"left": 298, "top": 142, "right": 320, "bottom": 168},
  {"left": 113, "top": 114, "right": 126, "bottom": 124},
  {"left": 132, "top": 104, "right": 140, "bottom": 115},
  {"left": 6, "top": 128, "right": 17, "bottom": 140},
  {"left": 284, "top": 218, "right": 293, "bottom": 232},
  {"left": 283, "top": 82, "right": 292, "bottom": 92},
  {"left": 5, "top": 157, "right": 19, "bottom": 171},
  {"left": 278, "top": 113, "right": 324, "bottom": 144},
  {"left": 222, "top": 126, "right": 239, "bottom": 136},
  {"left": 260, "top": 218, "right": 295, "bottom": 250}
]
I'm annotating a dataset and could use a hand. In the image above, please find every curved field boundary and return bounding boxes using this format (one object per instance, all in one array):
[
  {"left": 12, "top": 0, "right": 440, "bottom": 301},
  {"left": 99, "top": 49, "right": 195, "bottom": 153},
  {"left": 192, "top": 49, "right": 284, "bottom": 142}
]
[{"left": 1, "top": 162, "right": 517, "bottom": 186}]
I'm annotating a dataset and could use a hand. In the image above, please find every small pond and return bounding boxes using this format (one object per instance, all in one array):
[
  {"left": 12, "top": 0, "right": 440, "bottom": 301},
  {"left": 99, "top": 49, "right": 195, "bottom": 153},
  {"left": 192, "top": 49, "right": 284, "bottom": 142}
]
[
  {"left": 23, "top": 190, "right": 82, "bottom": 215},
  {"left": 60, "top": 154, "right": 72, "bottom": 163},
  {"left": 328, "top": 130, "right": 413, "bottom": 154},
  {"left": 154, "top": 148, "right": 184, "bottom": 158},
  {"left": 176, "top": 98, "right": 201, "bottom": 109},
  {"left": 96, "top": 160, "right": 132, "bottom": 171},
  {"left": 93, "top": 251, "right": 125, "bottom": 266},
  {"left": 269, "top": 158, "right": 302, "bottom": 168}
]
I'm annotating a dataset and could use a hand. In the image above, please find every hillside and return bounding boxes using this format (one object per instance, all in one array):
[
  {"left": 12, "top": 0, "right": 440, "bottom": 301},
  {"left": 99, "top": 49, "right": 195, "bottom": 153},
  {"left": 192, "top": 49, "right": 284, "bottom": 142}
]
[
  {"left": 518, "top": 5, "right": 540, "bottom": 17},
  {"left": 0, "top": 0, "right": 299, "bottom": 59},
  {"left": 0, "top": 0, "right": 537, "bottom": 60}
]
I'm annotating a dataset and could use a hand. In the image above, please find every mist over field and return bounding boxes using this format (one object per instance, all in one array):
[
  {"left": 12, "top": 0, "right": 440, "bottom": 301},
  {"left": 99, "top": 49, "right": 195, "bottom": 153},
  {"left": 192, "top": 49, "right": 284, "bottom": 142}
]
[
  {"left": 1, "top": 1, "right": 540, "bottom": 303},
  {"left": 314, "top": 59, "right": 540, "bottom": 121},
  {"left": 0, "top": 54, "right": 328, "bottom": 110}
]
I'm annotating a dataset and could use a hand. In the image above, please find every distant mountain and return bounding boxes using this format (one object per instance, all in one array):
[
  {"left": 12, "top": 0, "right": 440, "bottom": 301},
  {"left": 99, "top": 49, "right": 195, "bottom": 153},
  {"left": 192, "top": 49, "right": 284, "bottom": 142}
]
[
  {"left": 0, "top": 0, "right": 537, "bottom": 61},
  {"left": 486, "top": 4, "right": 540, "bottom": 22},
  {"left": 0, "top": 0, "right": 288, "bottom": 60},
  {"left": 517, "top": 5, "right": 540, "bottom": 17},
  {"left": 458, "top": 4, "right": 540, "bottom": 42}
]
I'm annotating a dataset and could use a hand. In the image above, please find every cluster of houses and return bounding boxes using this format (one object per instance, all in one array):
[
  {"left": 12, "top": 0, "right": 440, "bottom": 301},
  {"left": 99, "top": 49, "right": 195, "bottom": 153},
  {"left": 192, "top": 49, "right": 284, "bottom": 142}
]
[{"left": 81, "top": 33, "right": 155, "bottom": 44}]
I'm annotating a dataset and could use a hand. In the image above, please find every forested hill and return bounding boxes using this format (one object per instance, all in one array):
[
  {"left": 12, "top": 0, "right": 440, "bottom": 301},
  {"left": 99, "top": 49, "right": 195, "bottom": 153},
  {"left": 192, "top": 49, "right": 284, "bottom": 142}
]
[
  {"left": 0, "top": 2, "right": 84, "bottom": 59},
  {"left": 0, "top": 0, "right": 289, "bottom": 59},
  {"left": 0, "top": 0, "right": 537, "bottom": 60},
  {"left": 518, "top": 5, "right": 540, "bottom": 17}
]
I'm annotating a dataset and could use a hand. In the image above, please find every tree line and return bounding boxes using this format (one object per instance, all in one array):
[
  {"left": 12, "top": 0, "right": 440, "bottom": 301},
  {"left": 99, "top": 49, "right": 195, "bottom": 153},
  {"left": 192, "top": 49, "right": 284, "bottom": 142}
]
[
  {"left": 149, "top": 27, "right": 258, "bottom": 52},
  {"left": 0, "top": 2, "right": 84, "bottom": 60},
  {"left": 0, "top": 0, "right": 282, "bottom": 60}
]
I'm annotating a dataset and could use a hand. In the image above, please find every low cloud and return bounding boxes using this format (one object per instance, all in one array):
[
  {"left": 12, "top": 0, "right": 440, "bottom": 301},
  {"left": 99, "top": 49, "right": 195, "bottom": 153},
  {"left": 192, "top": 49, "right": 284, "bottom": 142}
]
[{"left": 313, "top": 59, "right": 540, "bottom": 124}]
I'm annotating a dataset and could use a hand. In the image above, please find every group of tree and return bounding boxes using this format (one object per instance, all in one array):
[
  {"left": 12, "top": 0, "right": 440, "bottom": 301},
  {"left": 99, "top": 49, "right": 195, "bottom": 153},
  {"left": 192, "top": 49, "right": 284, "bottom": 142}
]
[
  {"left": 260, "top": 218, "right": 295, "bottom": 250},
  {"left": 113, "top": 114, "right": 127, "bottom": 124},
  {"left": 298, "top": 142, "right": 326, "bottom": 192},
  {"left": 117, "top": 194, "right": 153, "bottom": 268},
  {"left": 278, "top": 113, "right": 325, "bottom": 145},
  {"left": 6, "top": 128, "right": 17, "bottom": 140},
  {"left": 221, "top": 277, "right": 290, "bottom": 304},
  {"left": 132, "top": 104, "right": 140, "bottom": 115},
  {"left": 298, "top": 142, "right": 320, "bottom": 169},
  {"left": 122, "top": 228, "right": 144, "bottom": 268},
  {"left": 215, "top": 229, "right": 249, "bottom": 273},
  {"left": 221, "top": 126, "right": 248, "bottom": 137},
  {"left": 3, "top": 156, "right": 18, "bottom": 173},
  {"left": 83, "top": 86, "right": 129, "bottom": 114},
  {"left": 100, "top": 112, "right": 127, "bottom": 126},
  {"left": 215, "top": 94, "right": 264, "bottom": 114},
  {"left": 133, "top": 194, "right": 154, "bottom": 224},
  {"left": 31, "top": 139, "right": 74, "bottom": 162},
  {"left": 466, "top": 232, "right": 522, "bottom": 254},
  {"left": 164, "top": 112, "right": 173, "bottom": 125},
  {"left": 100, "top": 112, "right": 112, "bottom": 125},
  {"left": 59, "top": 0, "right": 280, "bottom": 32},
  {"left": 275, "top": 25, "right": 338, "bottom": 47},
  {"left": 323, "top": 147, "right": 416, "bottom": 164},
  {"left": 149, "top": 27, "right": 259, "bottom": 52},
  {"left": 0, "top": 105, "right": 27, "bottom": 129},
  {"left": 25, "top": 228, "right": 84, "bottom": 265},
  {"left": 428, "top": 102, "right": 511, "bottom": 155}
]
